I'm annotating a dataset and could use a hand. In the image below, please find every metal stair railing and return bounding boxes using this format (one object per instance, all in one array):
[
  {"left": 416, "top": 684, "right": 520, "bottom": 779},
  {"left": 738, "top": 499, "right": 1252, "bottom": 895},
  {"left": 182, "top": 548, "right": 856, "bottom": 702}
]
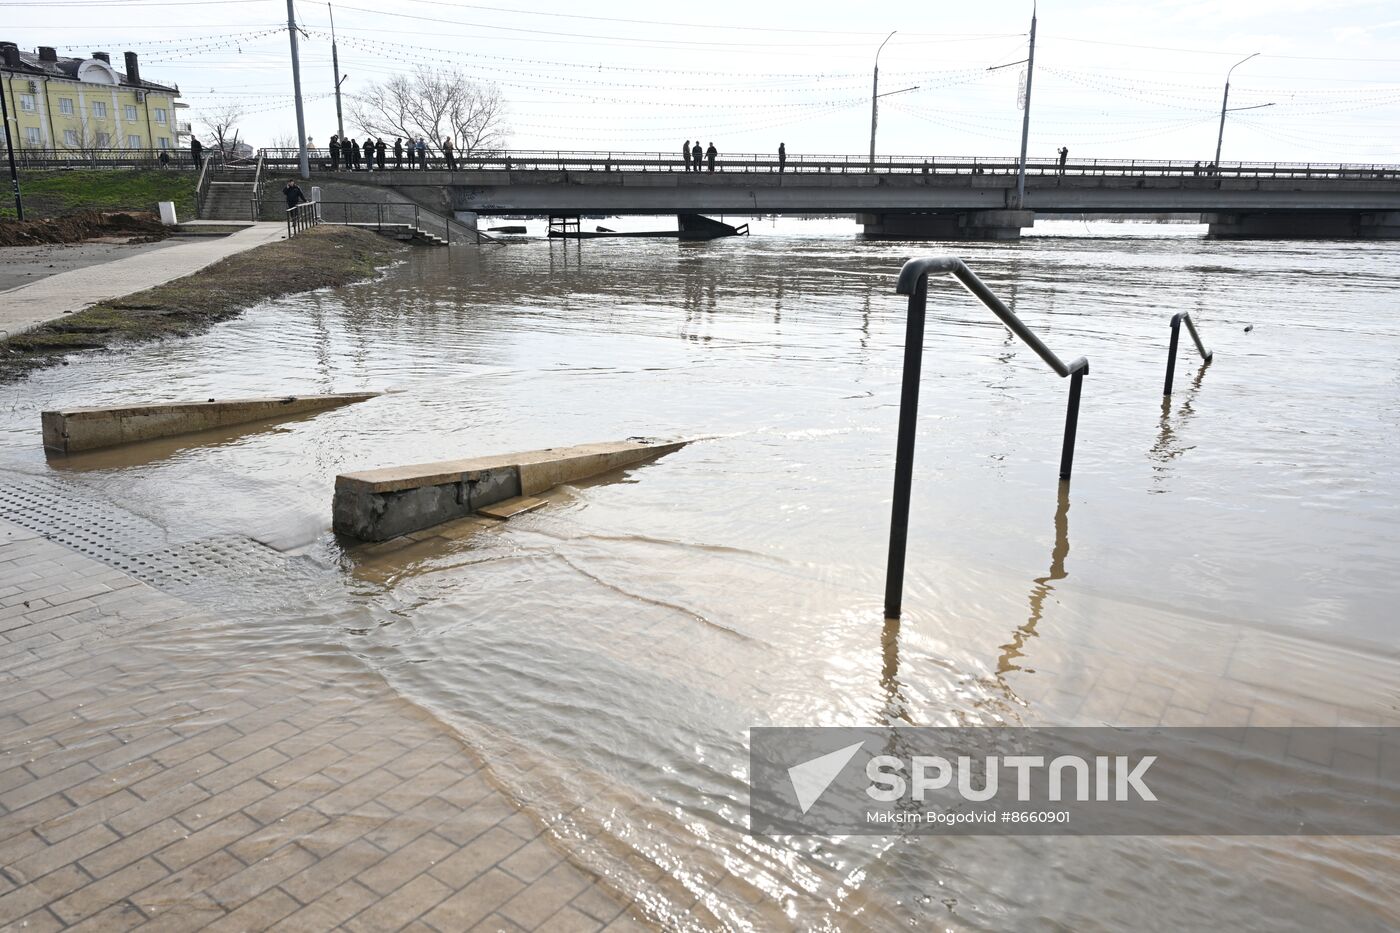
[
  {"left": 249, "top": 152, "right": 265, "bottom": 222},
  {"left": 885, "top": 256, "right": 1090, "bottom": 619},
  {"left": 286, "top": 201, "right": 320, "bottom": 237},
  {"left": 1162, "top": 312, "right": 1212, "bottom": 396}
]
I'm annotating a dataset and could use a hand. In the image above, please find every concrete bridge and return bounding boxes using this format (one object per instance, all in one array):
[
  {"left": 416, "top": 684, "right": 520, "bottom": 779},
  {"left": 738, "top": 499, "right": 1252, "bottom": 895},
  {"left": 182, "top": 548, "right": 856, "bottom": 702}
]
[{"left": 264, "top": 150, "right": 1400, "bottom": 240}]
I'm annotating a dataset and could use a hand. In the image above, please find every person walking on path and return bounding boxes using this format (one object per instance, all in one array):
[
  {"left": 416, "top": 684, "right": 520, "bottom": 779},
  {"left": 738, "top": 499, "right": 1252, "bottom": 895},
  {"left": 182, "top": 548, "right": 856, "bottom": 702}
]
[
  {"left": 1057, "top": 146, "right": 1068, "bottom": 175},
  {"left": 376, "top": 138, "right": 387, "bottom": 171},
  {"left": 282, "top": 179, "right": 307, "bottom": 209},
  {"left": 190, "top": 137, "right": 203, "bottom": 169},
  {"left": 706, "top": 142, "right": 717, "bottom": 173},
  {"left": 443, "top": 136, "right": 456, "bottom": 171},
  {"left": 691, "top": 141, "right": 703, "bottom": 173},
  {"left": 682, "top": 140, "right": 691, "bottom": 172},
  {"left": 329, "top": 134, "right": 340, "bottom": 171},
  {"left": 778, "top": 142, "right": 786, "bottom": 174}
]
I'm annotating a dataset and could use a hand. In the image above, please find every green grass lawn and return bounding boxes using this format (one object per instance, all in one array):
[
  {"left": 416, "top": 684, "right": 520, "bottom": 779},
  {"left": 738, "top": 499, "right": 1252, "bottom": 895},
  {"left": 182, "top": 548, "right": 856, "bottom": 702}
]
[{"left": 0, "top": 170, "right": 197, "bottom": 220}]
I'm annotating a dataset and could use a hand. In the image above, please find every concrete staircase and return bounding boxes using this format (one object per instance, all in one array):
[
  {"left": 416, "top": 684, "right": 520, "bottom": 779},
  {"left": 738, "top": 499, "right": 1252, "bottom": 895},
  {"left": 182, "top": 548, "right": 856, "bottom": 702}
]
[{"left": 200, "top": 180, "right": 258, "bottom": 221}]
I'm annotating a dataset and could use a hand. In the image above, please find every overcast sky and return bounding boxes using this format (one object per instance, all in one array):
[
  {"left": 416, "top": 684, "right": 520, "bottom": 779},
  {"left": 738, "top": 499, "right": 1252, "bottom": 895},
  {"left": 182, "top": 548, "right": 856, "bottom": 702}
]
[{"left": 5, "top": 0, "right": 1399, "bottom": 163}]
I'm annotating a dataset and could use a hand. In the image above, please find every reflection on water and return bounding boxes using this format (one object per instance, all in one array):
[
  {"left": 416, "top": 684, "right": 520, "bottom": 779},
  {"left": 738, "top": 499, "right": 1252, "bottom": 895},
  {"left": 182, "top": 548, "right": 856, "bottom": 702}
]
[
  {"left": 2, "top": 219, "right": 1400, "bottom": 929},
  {"left": 999, "top": 480, "right": 1071, "bottom": 676}
]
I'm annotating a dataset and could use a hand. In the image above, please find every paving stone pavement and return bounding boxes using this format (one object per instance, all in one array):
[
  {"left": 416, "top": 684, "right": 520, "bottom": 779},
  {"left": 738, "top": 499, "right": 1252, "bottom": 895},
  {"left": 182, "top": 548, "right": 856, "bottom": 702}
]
[{"left": 0, "top": 519, "right": 650, "bottom": 932}]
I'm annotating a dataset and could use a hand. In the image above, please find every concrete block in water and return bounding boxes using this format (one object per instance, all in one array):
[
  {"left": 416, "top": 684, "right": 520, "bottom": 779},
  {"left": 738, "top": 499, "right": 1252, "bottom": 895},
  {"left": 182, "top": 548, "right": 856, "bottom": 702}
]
[
  {"left": 42, "top": 393, "right": 379, "bottom": 455},
  {"left": 333, "top": 438, "right": 687, "bottom": 541}
]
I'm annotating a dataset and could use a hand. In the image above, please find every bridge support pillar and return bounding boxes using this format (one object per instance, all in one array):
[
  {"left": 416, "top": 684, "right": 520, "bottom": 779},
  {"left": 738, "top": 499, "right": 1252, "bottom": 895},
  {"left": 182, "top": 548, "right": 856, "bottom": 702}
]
[
  {"left": 858, "top": 210, "right": 1034, "bottom": 241},
  {"left": 453, "top": 211, "right": 479, "bottom": 234},
  {"left": 1204, "top": 211, "right": 1400, "bottom": 240}
]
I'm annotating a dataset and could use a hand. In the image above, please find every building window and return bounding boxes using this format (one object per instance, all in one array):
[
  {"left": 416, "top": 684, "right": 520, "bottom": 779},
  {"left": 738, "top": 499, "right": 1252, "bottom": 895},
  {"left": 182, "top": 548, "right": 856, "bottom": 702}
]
[
  {"left": 65, "top": 129, "right": 79, "bottom": 146},
  {"left": 59, "top": 98, "right": 74, "bottom": 115},
  {"left": 158, "top": 137, "right": 169, "bottom": 149},
  {"left": 96, "top": 132, "right": 111, "bottom": 147},
  {"left": 26, "top": 127, "right": 42, "bottom": 146},
  {"left": 154, "top": 108, "right": 167, "bottom": 124},
  {"left": 93, "top": 100, "right": 108, "bottom": 118},
  {"left": 125, "top": 105, "right": 138, "bottom": 121},
  {"left": 19, "top": 94, "right": 36, "bottom": 112},
  {"left": 127, "top": 134, "right": 141, "bottom": 149}
]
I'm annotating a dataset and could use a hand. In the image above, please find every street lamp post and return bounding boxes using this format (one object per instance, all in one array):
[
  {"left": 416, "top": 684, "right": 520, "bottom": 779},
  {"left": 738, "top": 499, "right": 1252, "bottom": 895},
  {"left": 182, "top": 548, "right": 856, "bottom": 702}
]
[
  {"left": 869, "top": 30, "right": 896, "bottom": 170},
  {"left": 0, "top": 72, "right": 22, "bottom": 220},
  {"left": 1214, "top": 52, "right": 1259, "bottom": 168},
  {"left": 329, "top": 2, "right": 345, "bottom": 141}
]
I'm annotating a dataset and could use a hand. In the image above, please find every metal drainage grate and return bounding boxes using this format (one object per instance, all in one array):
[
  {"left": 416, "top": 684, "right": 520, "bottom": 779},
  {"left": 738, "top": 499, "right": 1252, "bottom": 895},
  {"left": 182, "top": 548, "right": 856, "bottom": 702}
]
[{"left": 0, "top": 479, "right": 288, "bottom": 594}]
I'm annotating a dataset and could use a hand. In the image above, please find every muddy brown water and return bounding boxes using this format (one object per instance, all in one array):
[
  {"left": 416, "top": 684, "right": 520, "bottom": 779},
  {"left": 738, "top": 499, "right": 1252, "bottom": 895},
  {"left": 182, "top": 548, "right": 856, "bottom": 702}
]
[{"left": 2, "top": 218, "right": 1399, "bottom": 930}]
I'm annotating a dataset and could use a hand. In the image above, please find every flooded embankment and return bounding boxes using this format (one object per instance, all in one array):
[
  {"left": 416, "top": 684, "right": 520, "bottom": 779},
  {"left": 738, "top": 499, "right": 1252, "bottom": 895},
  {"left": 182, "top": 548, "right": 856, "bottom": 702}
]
[{"left": 3, "top": 218, "right": 1398, "bottom": 930}]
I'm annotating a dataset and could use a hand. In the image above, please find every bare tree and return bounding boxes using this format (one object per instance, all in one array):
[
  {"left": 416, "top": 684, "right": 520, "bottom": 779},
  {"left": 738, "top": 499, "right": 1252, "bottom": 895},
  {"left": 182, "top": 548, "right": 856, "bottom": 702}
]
[
  {"left": 198, "top": 102, "right": 245, "bottom": 156},
  {"left": 349, "top": 67, "right": 507, "bottom": 156}
]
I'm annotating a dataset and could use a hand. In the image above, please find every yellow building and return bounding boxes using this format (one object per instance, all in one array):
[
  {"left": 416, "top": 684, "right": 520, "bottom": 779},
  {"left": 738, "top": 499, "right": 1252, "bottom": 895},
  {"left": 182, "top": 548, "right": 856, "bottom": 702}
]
[{"left": 1, "top": 43, "right": 185, "bottom": 153}]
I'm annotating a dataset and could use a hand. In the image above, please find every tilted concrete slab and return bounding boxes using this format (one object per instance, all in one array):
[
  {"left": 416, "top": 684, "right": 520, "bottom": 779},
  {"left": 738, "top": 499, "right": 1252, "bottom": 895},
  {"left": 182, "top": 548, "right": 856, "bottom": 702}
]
[
  {"left": 333, "top": 438, "right": 688, "bottom": 541},
  {"left": 42, "top": 392, "right": 379, "bottom": 454}
]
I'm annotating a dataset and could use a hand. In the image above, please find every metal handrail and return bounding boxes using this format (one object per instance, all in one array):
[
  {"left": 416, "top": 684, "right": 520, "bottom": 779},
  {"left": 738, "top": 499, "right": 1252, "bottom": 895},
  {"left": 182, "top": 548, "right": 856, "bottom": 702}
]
[
  {"left": 1163, "top": 312, "right": 1213, "bottom": 396},
  {"left": 286, "top": 201, "right": 320, "bottom": 237},
  {"left": 249, "top": 152, "right": 265, "bottom": 222},
  {"left": 885, "top": 257, "right": 1090, "bottom": 619},
  {"left": 194, "top": 154, "right": 212, "bottom": 218}
]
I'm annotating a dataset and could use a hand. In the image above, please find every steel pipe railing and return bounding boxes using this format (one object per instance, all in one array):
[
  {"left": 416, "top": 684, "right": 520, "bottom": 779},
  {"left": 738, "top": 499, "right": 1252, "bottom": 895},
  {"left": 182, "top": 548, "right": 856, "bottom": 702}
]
[
  {"left": 885, "top": 257, "right": 1090, "bottom": 619},
  {"left": 286, "top": 201, "right": 320, "bottom": 237},
  {"left": 1163, "top": 312, "right": 1213, "bottom": 396}
]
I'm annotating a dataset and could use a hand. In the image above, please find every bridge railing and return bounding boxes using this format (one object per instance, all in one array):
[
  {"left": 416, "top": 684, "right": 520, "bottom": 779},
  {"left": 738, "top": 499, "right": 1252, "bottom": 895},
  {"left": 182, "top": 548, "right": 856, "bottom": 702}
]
[
  {"left": 256, "top": 147, "right": 1400, "bottom": 181},
  {"left": 885, "top": 257, "right": 1090, "bottom": 619}
]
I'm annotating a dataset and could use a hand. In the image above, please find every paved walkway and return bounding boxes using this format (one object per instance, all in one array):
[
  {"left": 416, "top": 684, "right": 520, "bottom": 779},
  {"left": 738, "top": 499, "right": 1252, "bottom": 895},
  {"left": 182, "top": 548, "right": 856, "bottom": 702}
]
[
  {"left": 0, "top": 518, "right": 646, "bottom": 932},
  {"left": 0, "top": 224, "right": 285, "bottom": 338}
]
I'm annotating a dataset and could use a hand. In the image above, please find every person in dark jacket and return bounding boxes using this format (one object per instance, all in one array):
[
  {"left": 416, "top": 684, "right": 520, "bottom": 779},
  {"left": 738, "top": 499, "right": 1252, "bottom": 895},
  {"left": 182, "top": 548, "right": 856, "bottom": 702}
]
[
  {"left": 706, "top": 142, "right": 717, "bottom": 173},
  {"left": 393, "top": 138, "right": 403, "bottom": 169},
  {"left": 329, "top": 134, "right": 340, "bottom": 171},
  {"left": 376, "top": 138, "right": 387, "bottom": 170},
  {"left": 351, "top": 138, "right": 363, "bottom": 170},
  {"left": 682, "top": 140, "right": 691, "bottom": 172},
  {"left": 190, "top": 137, "right": 203, "bottom": 168},
  {"left": 283, "top": 180, "right": 307, "bottom": 208},
  {"left": 691, "top": 141, "right": 702, "bottom": 173},
  {"left": 778, "top": 142, "right": 786, "bottom": 173}
]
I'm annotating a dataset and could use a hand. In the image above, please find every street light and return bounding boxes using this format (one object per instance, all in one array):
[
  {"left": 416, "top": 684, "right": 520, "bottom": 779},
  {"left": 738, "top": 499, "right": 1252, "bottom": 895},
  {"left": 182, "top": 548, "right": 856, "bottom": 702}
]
[
  {"left": 869, "top": 30, "right": 896, "bottom": 169},
  {"left": 1214, "top": 52, "right": 1262, "bottom": 168}
]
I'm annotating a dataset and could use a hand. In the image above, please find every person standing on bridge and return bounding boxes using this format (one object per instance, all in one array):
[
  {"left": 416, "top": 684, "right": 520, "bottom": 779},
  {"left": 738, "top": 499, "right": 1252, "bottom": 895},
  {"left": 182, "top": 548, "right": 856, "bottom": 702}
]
[
  {"left": 329, "top": 134, "right": 340, "bottom": 171},
  {"left": 376, "top": 138, "right": 387, "bottom": 171},
  {"left": 416, "top": 137, "right": 428, "bottom": 170},
  {"left": 190, "top": 137, "right": 203, "bottom": 169},
  {"left": 691, "top": 141, "right": 703, "bottom": 173},
  {"left": 778, "top": 142, "right": 786, "bottom": 174},
  {"left": 393, "top": 138, "right": 403, "bottom": 169},
  {"left": 443, "top": 136, "right": 457, "bottom": 171},
  {"left": 1057, "top": 146, "right": 1068, "bottom": 175},
  {"left": 682, "top": 140, "right": 691, "bottom": 172},
  {"left": 706, "top": 142, "right": 718, "bottom": 173}
]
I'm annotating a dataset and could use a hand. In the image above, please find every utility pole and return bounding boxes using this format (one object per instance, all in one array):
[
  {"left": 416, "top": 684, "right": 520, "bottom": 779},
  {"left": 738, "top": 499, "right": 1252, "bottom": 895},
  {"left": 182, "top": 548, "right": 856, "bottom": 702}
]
[
  {"left": 0, "top": 72, "right": 22, "bottom": 220},
  {"left": 1215, "top": 52, "right": 1267, "bottom": 168},
  {"left": 1014, "top": 4, "right": 1037, "bottom": 210},
  {"left": 987, "top": 5, "right": 1037, "bottom": 209},
  {"left": 329, "top": 3, "right": 345, "bottom": 141},
  {"left": 869, "top": 31, "right": 895, "bottom": 170},
  {"left": 286, "top": 0, "right": 310, "bottom": 179}
]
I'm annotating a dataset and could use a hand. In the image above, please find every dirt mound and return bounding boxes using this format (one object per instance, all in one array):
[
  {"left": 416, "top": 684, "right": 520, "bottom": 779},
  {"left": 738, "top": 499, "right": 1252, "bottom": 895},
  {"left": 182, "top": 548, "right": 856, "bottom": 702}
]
[{"left": 0, "top": 210, "right": 169, "bottom": 247}]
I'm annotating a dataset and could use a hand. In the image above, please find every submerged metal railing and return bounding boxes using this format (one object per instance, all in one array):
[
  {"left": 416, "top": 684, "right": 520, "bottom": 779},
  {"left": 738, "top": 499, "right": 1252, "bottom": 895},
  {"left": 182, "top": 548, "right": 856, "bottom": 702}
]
[
  {"left": 1163, "top": 312, "right": 1213, "bottom": 396},
  {"left": 885, "top": 257, "right": 1090, "bottom": 619}
]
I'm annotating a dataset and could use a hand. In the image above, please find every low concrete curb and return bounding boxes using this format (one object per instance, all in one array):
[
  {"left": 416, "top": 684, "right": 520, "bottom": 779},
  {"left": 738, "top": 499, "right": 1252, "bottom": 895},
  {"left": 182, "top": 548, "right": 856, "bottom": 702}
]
[
  {"left": 333, "top": 438, "right": 688, "bottom": 541},
  {"left": 42, "top": 392, "right": 379, "bottom": 454}
]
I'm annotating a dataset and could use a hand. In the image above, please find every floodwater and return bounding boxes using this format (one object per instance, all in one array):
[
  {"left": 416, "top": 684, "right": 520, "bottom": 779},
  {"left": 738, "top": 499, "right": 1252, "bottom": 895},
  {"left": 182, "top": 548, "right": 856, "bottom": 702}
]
[{"left": 3, "top": 218, "right": 1400, "bottom": 930}]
